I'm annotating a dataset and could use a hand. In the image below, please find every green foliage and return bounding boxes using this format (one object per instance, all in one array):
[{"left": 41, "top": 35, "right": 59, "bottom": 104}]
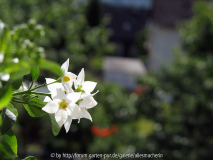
[
  {"left": 24, "top": 98, "right": 47, "bottom": 117},
  {"left": 1, "top": 104, "right": 18, "bottom": 135},
  {"left": 0, "top": 129, "right": 17, "bottom": 159},
  {"left": 49, "top": 114, "right": 61, "bottom": 136},
  {"left": 0, "top": 0, "right": 115, "bottom": 70},
  {"left": 135, "top": 2, "right": 213, "bottom": 159},
  {"left": 0, "top": 19, "right": 62, "bottom": 159},
  {"left": 180, "top": 2, "right": 213, "bottom": 57},
  {"left": 23, "top": 156, "right": 37, "bottom": 160},
  {"left": 4, "top": 129, "right": 17, "bottom": 155},
  {"left": 30, "top": 67, "right": 40, "bottom": 81},
  {"left": 0, "top": 85, "right": 12, "bottom": 110}
]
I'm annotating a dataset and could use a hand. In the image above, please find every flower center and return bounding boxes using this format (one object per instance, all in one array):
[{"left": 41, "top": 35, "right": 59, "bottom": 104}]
[
  {"left": 75, "top": 85, "right": 85, "bottom": 92},
  {"left": 63, "top": 76, "right": 70, "bottom": 82},
  {"left": 60, "top": 101, "right": 68, "bottom": 110}
]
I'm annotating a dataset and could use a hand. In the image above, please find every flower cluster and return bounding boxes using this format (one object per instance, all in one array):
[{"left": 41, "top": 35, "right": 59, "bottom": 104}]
[{"left": 42, "top": 59, "right": 98, "bottom": 132}]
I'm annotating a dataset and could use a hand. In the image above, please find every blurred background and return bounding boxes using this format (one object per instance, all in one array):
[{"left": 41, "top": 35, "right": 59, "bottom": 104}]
[{"left": 1, "top": 0, "right": 213, "bottom": 159}]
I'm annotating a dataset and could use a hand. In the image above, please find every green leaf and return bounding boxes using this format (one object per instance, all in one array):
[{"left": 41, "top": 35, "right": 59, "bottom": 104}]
[
  {"left": 10, "top": 67, "right": 30, "bottom": 80},
  {"left": 0, "top": 85, "right": 12, "bottom": 110},
  {"left": 12, "top": 77, "right": 23, "bottom": 90},
  {"left": 0, "top": 21, "right": 10, "bottom": 53},
  {"left": 4, "top": 129, "right": 17, "bottom": 155},
  {"left": 49, "top": 114, "right": 61, "bottom": 136},
  {"left": 0, "top": 142, "right": 17, "bottom": 159},
  {"left": 24, "top": 98, "right": 46, "bottom": 117},
  {"left": 1, "top": 104, "right": 18, "bottom": 135},
  {"left": 38, "top": 59, "right": 63, "bottom": 76},
  {"left": 30, "top": 67, "right": 40, "bottom": 81},
  {"left": 28, "top": 97, "right": 47, "bottom": 109},
  {"left": 23, "top": 156, "right": 37, "bottom": 160},
  {"left": 24, "top": 104, "right": 46, "bottom": 117}
]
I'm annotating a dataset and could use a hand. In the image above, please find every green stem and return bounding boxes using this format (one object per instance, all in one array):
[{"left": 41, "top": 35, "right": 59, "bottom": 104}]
[
  {"left": 12, "top": 90, "right": 29, "bottom": 96},
  {"left": 12, "top": 78, "right": 61, "bottom": 96},
  {"left": 30, "top": 78, "right": 61, "bottom": 91},
  {"left": 31, "top": 92, "right": 51, "bottom": 97},
  {"left": 12, "top": 99, "right": 26, "bottom": 104},
  {"left": 29, "top": 81, "right": 34, "bottom": 89}
]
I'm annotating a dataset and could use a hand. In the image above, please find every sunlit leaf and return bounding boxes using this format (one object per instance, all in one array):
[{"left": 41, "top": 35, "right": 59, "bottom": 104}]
[
  {"left": 4, "top": 129, "right": 17, "bottom": 155},
  {"left": 30, "top": 67, "right": 40, "bottom": 81},
  {"left": 49, "top": 114, "right": 61, "bottom": 136},
  {"left": 38, "top": 59, "right": 63, "bottom": 76},
  {"left": 23, "top": 156, "right": 37, "bottom": 160},
  {"left": 0, "top": 85, "right": 12, "bottom": 110},
  {"left": 24, "top": 98, "right": 47, "bottom": 117},
  {"left": 0, "top": 21, "right": 10, "bottom": 53}
]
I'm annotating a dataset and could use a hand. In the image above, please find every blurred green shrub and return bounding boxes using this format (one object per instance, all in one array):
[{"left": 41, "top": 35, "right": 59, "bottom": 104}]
[
  {"left": 135, "top": 2, "right": 213, "bottom": 160},
  {"left": 0, "top": 0, "right": 115, "bottom": 71}
]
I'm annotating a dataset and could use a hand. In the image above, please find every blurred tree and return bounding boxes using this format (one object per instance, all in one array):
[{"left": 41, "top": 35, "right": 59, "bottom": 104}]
[
  {"left": 0, "top": 0, "right": 115, "bottom": 71},
  {"left": 135, "top": 2, "right": 213, "bottom": 160}
]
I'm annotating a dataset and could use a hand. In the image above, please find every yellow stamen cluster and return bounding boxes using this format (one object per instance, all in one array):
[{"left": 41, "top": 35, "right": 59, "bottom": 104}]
[
  {"left": 63, "top": 76, "right": 70, "bottom": 82},
  {"left": 60, "top": 101, "right": 68, "bottom": 109}
]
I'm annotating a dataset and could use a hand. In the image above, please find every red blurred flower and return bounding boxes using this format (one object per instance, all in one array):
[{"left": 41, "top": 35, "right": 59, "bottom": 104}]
[
  {"left": 91, "top": 125, "right": 119, "bottom": 137},
  {"left": 134, "top": 85, "right": 147, "bottom": 95}
]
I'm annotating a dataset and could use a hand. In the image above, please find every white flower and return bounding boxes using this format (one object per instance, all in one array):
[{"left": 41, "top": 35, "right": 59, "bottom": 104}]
[
  {"left": 17, "top": 84, "right": 28, "bottom": 91},
  {"left": 61, "top": 59, "right": 76, "bottom": 88},
  {"left": 0, "top": 54, "right": 4, "bottom": 63},
  {"left": 74, "top": 68, "right": 97, "bottom": 95},
  {"left": 42, "top": 88, "right": 81, "bottom": 132},
  {"left": 0, "top": 73, "right": 10, "bottom": 81},
  {"left": 45, "top": 78, "right": 65, "bottom": 93},
  {"left": 72, "top": 91, "right": 99, "bottom": 122},
  {"left": 12, "top": 58, "right": 19, "bottom": 63}
]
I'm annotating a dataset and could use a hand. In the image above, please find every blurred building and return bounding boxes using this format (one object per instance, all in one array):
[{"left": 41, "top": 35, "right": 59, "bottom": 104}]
[
  {"left": 101, "top": 0, "right": 154, "bottom": 57},
  {"left": 100, "top": 0, "right": 194, "bottom": 89},
  {"left": 149, "top": 0, "right": 194, "bottom": 71},
  {"left": 100, "top": 0, "right": 152, "bottom": 90}
]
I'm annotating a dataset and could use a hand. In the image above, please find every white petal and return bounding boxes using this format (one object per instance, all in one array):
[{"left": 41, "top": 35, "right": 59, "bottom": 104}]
[
  {"left": 81, "top": 108, "right": 92, "bottom": 121},
  {"left": 66, "top": 92, "right": 81, "bottom": 103},
  {"left": 80, "top": 96, "right": 97, "bottom": 109},
  {"left": 82, "top": 81, "right": 97, "bottom": 93},
  {"left": 62, "top": 72, "right": 76, "bottom": 88},
  {"left": 0, "top": 54, "right": 4, "bottom": 63},
  {"left": 42, "top": 101, "right": 59, "bottom": 114},
  {"left": 12, "top": 58, "right": 19, "bottom": 63},
  {"left": 74, "top": 79, "right": 78, "bottom": 89},
  {"left": 66, "top": 72, "right": 77, "bottom": 80},
  {"left": 44, "top": 96, "right": 52, "bottom": 102},
  {"left": 46, "top": 78, "right": 64, "bottom": 92},
  {"left": 64, "top": 84, "right": 74, "bottom": 93},
  {"left": 64, "top": 116, "right": 72, "bottom": 133},
  {"left": 61, "top": 59, "right": 69, "bottom": 73},
  {"left": 17, "top": 85, "right": 28, "bottom": 92},
  {"left": 23, "top": 85, "right": 28, "bottom": 91},
  {"left": 55, "top": 110, "right": 68, "bottom": 127},
  {"left": 87, "top": 97, "right": 98, "bottom": 109},
  {"left": 52, "top": 88, "right": 65, "bottom": 100},
  {"left": 70, "top": 104, "right": 82, "bottom": 119},
  {"left": 66, "top": 107, "right": 72, "bottom": 116},
  {"left": 1, "top": 73, "right": 10, "bottom": 81},
  {"left": 76, "top": 68, "right": 85, "bottom": 86},
  {"left": 79, "top": 95, "right": 92, "bottom": 108},
  {"left": 45, "top": 78, "right": 56, "bottom": 84},
  {"left": 92, "top": 90, "right": 99, "bottom": 96}
]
